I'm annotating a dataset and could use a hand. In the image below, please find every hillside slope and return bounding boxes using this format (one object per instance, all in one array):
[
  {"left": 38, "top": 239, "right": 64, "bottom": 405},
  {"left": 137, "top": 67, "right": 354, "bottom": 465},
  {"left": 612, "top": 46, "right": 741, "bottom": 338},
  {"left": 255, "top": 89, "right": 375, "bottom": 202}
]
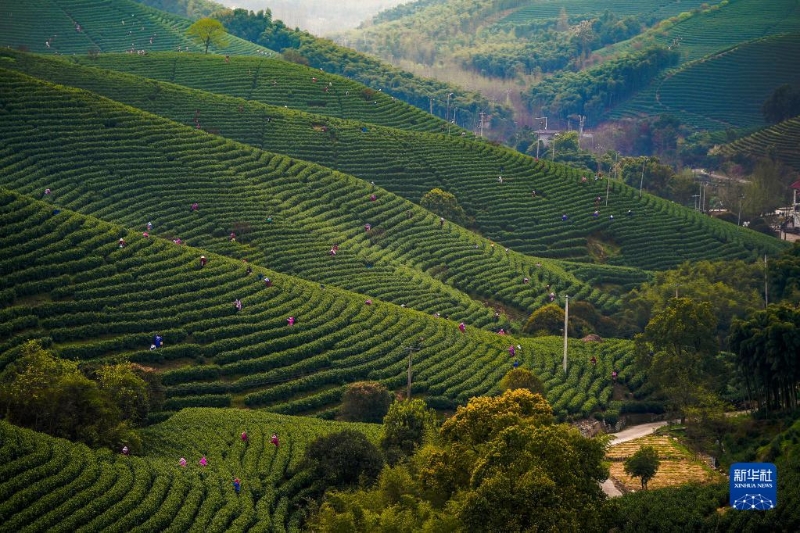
[
  {"left": 718, "top": 116, "right": 800, "bottom": 171},
  {"left": 0, "top": 189, "right": 639, "bottom": 417},
  {"left": 2, "top": 51, "right": 786, "bottom": 275},
  {"left": 0, "top": 0, "right": 266, "bottom": 55},
  {"left": 0, "top": 413, "right": 380, "bottom": 531},
  {"left": 611, "top": 33, "right": 800, "bottom": 128}
]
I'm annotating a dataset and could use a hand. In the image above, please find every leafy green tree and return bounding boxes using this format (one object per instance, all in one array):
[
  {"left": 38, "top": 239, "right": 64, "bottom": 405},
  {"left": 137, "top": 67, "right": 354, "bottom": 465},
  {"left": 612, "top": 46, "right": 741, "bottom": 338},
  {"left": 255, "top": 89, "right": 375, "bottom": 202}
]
[
  {"left": 637, "top": 298, "right": 720, "bottom": 422},
  {"left": 424, "top": 389, "right": 608, "bottom": 531},
  {"left": 729, "top": 304, "right": 800, "bottom": 411},
  {"left": 618, "top": 260, "right": 762, "bottom": 342},
  {"left": 523, "top": 303, "right": 564, "bottom": 336},
  {"left": 339, "top": 381, "right": 393, "bottom": 423},
  {"left": 743, "top": 159, "right": 792, "bottom": 219},
  {"left": 96, "top": 362, "right": 150, "bottom": 425},
  {"left": 380, "top": 399, "right": 436, "bottom": 465},
  {"left": 762, "top": 84, "right": 800, "bottom": 124},
  {"left": 623, "top": 445, "right": 660, "bottom": 490},
  {"left": 187, "top": 18, "right": 229, "bottom": 54},
  {"left": 420, "top": 188, "right": 469, "bottom": 226},
  {"left": 0, "top": 341, "right": 121, "bottom": 447},
  {"left": 304, "top": 429, "right": 384, "bottom": 490},
  {"left": 499, "top": 367, "right": 545, "bottom": 395},
  {"left": 769, "top": 242, "right": 800, "bottom": 304}
]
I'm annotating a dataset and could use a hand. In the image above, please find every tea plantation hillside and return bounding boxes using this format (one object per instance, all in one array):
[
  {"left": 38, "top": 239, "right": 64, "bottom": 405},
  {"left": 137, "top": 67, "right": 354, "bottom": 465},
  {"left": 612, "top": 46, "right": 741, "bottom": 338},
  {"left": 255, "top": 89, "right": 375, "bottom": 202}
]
[
  {"left": 0, "top": 67, "right": 631, "bottom": 326},
  {"left": 0, "top": 189, "right": 639, "bottom": 418},
  {"left": 718, "top": 116, "right": 800, "bottom": 172},
  {"left": 0, "top": 412, "right": 381, "bottom": 531},
  {"left": 74, "top": 52, "right": 458, "bottom": 134},
  {"left": 0, "top": 0, "right": 266, "bottom": 56},
  {"left": 1, "top": 52, "right": 787, "bottom": 274},
  {"left": 612, "top": 33, "right": 800, "bottom": 128},
  {"left": 608, "top": 0, "right": 800, "bottom": 126}
]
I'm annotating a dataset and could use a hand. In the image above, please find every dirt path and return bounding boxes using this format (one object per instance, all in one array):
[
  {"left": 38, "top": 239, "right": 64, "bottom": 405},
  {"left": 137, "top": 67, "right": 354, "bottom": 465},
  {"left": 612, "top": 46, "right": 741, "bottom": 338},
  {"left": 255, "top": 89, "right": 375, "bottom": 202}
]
[{"left": 601, "top": 421, "right": 668, "bottom": 498}]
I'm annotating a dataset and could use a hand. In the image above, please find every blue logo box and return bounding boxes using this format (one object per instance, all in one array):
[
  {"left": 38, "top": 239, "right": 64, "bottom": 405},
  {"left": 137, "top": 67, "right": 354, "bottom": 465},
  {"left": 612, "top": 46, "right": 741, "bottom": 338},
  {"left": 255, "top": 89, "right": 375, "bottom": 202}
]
[{"left": 730, "top": 463, "right": 777, "bottom": 510}]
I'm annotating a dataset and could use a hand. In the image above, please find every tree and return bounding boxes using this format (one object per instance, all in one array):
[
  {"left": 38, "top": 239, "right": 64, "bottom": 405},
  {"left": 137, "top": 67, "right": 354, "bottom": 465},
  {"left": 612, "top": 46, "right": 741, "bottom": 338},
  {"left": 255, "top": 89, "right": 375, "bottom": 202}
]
[
  {"left": 339, "top": 381, "right": 393, "bottom": 423},
  {"left": 523, "top": 303, "right": 564, "bottom": 336},
  {"left": 380, "top": 399, "right": 436, "bottom": 465},
  {"left": 308, "top": 390, "right": 609, "bottom": 531},
  {"left": 637, "top": 298, "right": 720, "bottom": 422},
  {"left": 420, "top": 188, "right": 469, "bottom": 226},
  {"left": 96, "top": 362, "right": 150, "bottom": 425},
  {"left": 769, "top": 242, "right": 800, "bottom": 304},
  {"left": 729, "top": 304, "right": 800, "bottom": 411},
  {"left": 624, "top": 445, "right": 660, "bottom": 490},
  {"left": 762, "top": 84, "right": 800, "bottom": 124},
  {"left": 499, "top": 367, "right": 545, "bottom": 395},
  {"left": 186, "top": 18, "right": 229, "bottom": 54},
  {"left": 0, "top": 341, "right": 122, "bottom": 447},
  {"left": 304, "top": 429, "right": 384, "bottom": 490}
]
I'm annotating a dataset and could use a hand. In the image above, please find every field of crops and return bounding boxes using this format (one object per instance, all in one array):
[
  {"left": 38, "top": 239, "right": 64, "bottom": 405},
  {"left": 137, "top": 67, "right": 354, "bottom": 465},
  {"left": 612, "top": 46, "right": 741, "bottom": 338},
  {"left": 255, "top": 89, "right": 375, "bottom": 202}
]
[
  {"left": 0, "top": 65, "right": 630, "bottom": 327},
  {"left": 498, "top": 0, "right": 714, "bottom": 26},
  {"left": 607, "top": 0, "right": 800, "bottom": 125},
  {"left": 655, "top": 34, "right": 800, "bottom": 128},
  {"left": 720, "top": 117, "right": 800, "bottom": 172},
  {"left": 0, "top": 410, "right": 380, "bottom": 532},
  {"left": 0, "top": 188, "right": 640, "bottom": 417},
  {"left": 0, "top": 0, "right": 265, "bottom": 56},
  {"left": 607, "top": 435, "right": 721, "bottom": 491},
  {"left": 1, "top": 52, "right": 786, "bottom": 277}
]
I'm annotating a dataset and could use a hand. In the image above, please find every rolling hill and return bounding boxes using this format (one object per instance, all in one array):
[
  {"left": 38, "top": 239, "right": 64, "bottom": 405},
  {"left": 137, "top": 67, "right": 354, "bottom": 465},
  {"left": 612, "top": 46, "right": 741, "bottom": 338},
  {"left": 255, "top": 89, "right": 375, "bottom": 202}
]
[
  {"left": 0, "top": 0, "right": 267, "bottom": 56},
  {"left": 718, "top": 115, "right": 800, "bottom": 171},
  {"left": 0, "top": 412, "right": 381, "bottom": 531},
  {"left": 0, "top": 188, "right": 640, "bottom": 418},
  {"left": 1, "top": 51, "right": 785, "bottom": 278}
]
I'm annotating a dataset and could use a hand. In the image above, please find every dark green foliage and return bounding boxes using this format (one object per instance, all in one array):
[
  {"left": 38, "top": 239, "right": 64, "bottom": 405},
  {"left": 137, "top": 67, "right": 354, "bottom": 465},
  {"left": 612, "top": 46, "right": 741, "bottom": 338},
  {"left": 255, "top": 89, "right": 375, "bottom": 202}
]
[
  {"left": 623, "top": 445, "right": 660, "bottom": 489},
  {"left": 499, "top": 367, "right": 545, "bottom": 395},
  {"left": 769, "top": 243, "right": 800, "bottom": 304},
  {"left": 380, "top": 399, "right": 436, "bottom": 464},
  {"left": 763, "top": 84, "right": 800, "bottom": 124},
  {"left": 523, "top": 304, "right": 564, "bottom": 336},
  {"left": 305, "top": 429, "right": 384, "bottom": 489},
  {"left": 526, "top": 47, "right": 679, "bottom": 121},
  {"left": 339, "top": 381, "right": 394, "bottom": 423},
  {"left": 729, "top": 304, "right": 800, "bottom": 411}
]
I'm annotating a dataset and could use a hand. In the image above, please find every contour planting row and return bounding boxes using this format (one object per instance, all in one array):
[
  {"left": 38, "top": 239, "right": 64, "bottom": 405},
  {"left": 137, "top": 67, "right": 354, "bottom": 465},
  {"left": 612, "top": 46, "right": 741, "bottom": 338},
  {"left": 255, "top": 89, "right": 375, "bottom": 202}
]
[
  {"left": 498, "top": 0, "right": 711, "bottom": 26},
  {"left": 0, "top": 68, "right": 615, "bottom": 323},
  {"left": 650, "top": 0, "right": 800, "bottom": 63},
  {"left": 720, "top": 116, "right": 800, "bottom": 172},
  {"left": 0, "top": 190, "right": 639, "bottom": 417},
  {"left": 0, "top": 0, "right": 265, "bottom": 56},
  {"left": 79, "top": 52, "right": 451, "bottom": 133},
  {"left": 5, "top": 52, "right": 784, "bottom": 274},
  {"left": 0, "top": 411, "right": 380, "bottom": 532},
  {"left": 656, "top": 34, "right": 800, "bottom": 128}
]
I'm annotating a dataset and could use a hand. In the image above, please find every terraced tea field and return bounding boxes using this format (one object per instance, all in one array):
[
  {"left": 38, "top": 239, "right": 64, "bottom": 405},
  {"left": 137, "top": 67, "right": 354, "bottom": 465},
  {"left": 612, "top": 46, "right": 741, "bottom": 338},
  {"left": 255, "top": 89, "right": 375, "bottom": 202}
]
[
  {"left": 607, "top": 435, "right": 721, "bottom": 491},
  {"left": 720, "top": 116, "right": 800, "bottom": 172},
  {"left": 0, "top": 411, "right": 380, "bottom": 531},
  {"left": 1, "top": 52, "right": 786, "bottom": 275},
  {"left": 0, "top": 189, "right": 638, "bottom": 417},
  {"left": 0, "top": 0, "right": 266, "bottom": 56}
]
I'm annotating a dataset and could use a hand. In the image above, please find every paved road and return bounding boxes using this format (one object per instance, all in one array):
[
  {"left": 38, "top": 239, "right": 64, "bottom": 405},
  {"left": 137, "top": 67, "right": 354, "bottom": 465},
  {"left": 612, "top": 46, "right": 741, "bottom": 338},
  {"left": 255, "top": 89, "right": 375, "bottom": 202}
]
[{"left": 601, "top": 421, "right": 668, "bottom": 498}]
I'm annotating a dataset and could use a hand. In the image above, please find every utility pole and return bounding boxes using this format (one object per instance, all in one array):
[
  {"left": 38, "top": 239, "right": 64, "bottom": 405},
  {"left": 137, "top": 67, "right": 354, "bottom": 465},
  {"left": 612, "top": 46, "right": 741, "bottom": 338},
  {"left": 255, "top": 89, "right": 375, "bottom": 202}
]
[
  {"left": 562, "top": 295, "right": 569, "bottom": 373},
  {"left": 578, "top": 115, "right": 586, "bottom": 149},
  {"left": 479, "top": 112, "right": 486, "bottom": 137},
  {"left": 404, "top": 338, "right": 424, "bottom": 400},
  {"left": 764, "top": 255, "right": 769, "bottom": 308},
  {"left": 639, "top": 159, "right": 646, "bottom": 199},
  {"left": 446, "top": 92, "right": 453, "bottom": 134},
  {"left": 535, "top": 117, "right": 547, "bottom": 159}
]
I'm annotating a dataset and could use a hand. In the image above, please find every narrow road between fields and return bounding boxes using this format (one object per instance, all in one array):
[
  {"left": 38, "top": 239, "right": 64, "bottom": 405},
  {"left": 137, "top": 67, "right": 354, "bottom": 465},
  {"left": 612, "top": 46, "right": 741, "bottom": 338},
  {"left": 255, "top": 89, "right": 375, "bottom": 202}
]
[{"left": 601, "top": 421, "right": 668, "bottom": 497}]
